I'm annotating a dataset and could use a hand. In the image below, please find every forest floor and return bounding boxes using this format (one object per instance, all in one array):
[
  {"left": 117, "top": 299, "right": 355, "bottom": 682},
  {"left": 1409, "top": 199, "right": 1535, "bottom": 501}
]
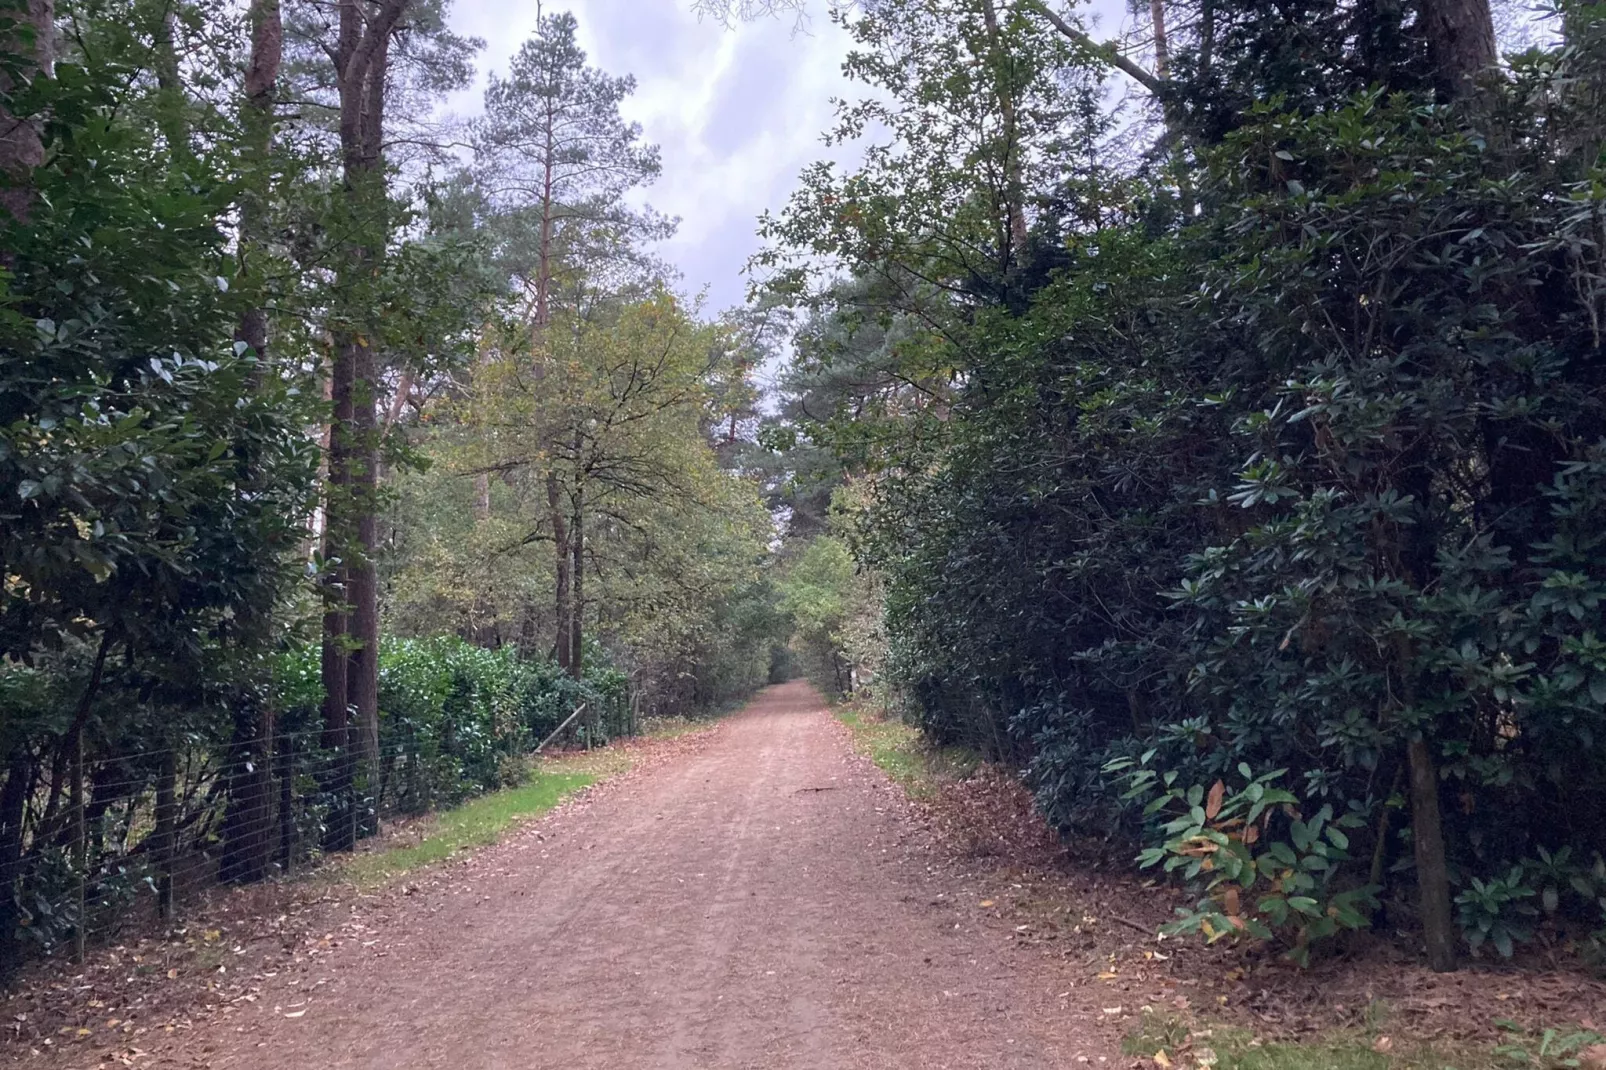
[
  {"left": 833, "top": 704, "right": 1606, "bottom": 1070},
  {"left": 5, "top": 681, "right": 1603, "bottom": 1069}
]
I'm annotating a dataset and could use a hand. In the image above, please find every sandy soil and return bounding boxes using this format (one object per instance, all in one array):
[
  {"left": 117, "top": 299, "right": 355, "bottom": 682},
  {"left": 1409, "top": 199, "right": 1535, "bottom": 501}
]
[{"left": 130, "top": 681, "right": 1119, "bottom": 1069}]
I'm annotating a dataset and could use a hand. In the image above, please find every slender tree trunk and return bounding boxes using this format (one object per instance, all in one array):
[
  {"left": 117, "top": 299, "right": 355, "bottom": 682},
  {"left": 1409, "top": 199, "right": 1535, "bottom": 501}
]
[
  {"left": 0, "top": 0, "right": 52, "bottom": 232},
  {"left": 220, "top": 696, "right": 273, "bottom": 883},
  {"left": 153, "top": 749, "right": 176, "bottom": 917},
  {"left": 219, "top": 0, "right": 282, "bottom": 882},
  {"left": 535, "top": 97, "right": 557, "bottom": 328},
  {"left": 569, "top": 484, "right": 584, "bottom": 680},
  {"left": 548, "top": 472, "right": 572, "bottom": 671},
  {"left": 233, "top": 0, "right": 281, "bottom": 366},
  {"left": 0, "top": 751, "right": 34, "bottom": 977},
  {"left": 276, "top": 733, "right": 294, "bottom": 873},
  {"left": 330, "top": 0, "right": 404, "bottom": 839},
  {"left": 1149, "top": 0, "right": 1171, "bottom": 80},
  {"left": 151, "top": 8, "right": 187, "bottom": 153},
  {"left": 1409, "top": 737, "right": 1457, "bottom": 971},
  {"left": 70, "top": 730, "right": 84, "bottom": 962},
  {"left": 1393, "top": 626, "right": 1457, "bottom": 972},
  {"left": 979, "top": 0, "right": 1028, "bottom": 262},
  {"left": 347, "top": 339, "right": 381, "bottom": 836},
  {"left": 321, "top": 343, "right": 354, "bottom": 852}
]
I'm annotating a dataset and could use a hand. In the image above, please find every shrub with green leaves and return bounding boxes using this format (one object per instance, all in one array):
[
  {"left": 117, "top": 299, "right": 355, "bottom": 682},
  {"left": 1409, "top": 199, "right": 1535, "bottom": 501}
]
[{"left": 1116, "top": 760, "right": 1377, "bottom": 964}]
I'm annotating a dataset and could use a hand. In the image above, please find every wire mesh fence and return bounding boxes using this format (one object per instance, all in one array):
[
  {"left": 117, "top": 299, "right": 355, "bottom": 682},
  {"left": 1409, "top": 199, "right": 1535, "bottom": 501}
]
[{"left": 0, "top": 688, "right": 633, "bottom": 978}]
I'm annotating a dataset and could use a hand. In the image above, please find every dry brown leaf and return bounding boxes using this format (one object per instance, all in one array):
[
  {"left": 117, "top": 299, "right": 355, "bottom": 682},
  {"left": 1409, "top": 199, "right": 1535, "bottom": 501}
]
[{"left": 1205, "top": 781, "right": 1226, "bottom": 821}]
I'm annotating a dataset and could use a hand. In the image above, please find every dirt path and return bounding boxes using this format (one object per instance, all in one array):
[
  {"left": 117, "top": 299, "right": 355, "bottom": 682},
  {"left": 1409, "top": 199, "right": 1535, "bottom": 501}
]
[{"left": 149, "top": 682, "right": 1117, "bottom": 1068}]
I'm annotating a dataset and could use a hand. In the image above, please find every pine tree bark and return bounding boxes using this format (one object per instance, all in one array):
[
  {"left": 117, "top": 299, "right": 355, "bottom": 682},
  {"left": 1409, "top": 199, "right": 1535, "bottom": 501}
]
[
  {"left": 233, "top": 0, "right": 281, "bottom": 366},
  {"left": 220, "top": 0, "right": 282, "bottom": 884},
  {"left": 569, "top": 483, "right": 584, "bottom": 680},
  {"left": 0, "top": 0, "right": 52, "bottom": 232},
  {"left": 548, "top": 472, "right": 572, "bottom": 671},
  {"left": 1418, "top": 0, "right": 1497, "bottom": 98},
  {"left": 321, "top": 346, "right": 355, "bottom": 852},
  {"left": 347, "top": 340, "right": 381, "bottom": 833},
  {"left": 327, "top": 0, "right": 406, "bottom": 839}
]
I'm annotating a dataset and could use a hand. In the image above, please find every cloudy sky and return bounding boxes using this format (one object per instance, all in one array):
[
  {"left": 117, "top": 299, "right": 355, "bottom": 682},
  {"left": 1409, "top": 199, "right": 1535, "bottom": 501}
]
[
  {"left": 445, "top": 0, "right": 1137, "bottom": 323},
  {"left": 446, "top": 0, "right": 860, "bottom": 315}
]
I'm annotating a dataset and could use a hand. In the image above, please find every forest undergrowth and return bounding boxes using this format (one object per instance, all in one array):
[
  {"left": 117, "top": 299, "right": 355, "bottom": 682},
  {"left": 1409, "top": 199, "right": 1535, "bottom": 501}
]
[{"left": 836, "top": 698, "right": 1606, "bottom": 1069}]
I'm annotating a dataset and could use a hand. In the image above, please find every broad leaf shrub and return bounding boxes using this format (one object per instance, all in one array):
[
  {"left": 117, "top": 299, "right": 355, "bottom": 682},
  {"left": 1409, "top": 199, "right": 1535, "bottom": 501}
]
[
  {"left": 0, "top": 636, "right": 622, "bottom": 966},
  {"left": 1114, "top": 759, "right": 1377, "bottom": 964},
  {"left": 273, "top": 636, "right": 628, "bottom": 814},
  {"left": 798, "top": 10, "right": 1606, "bottom": 967},
  {"left": 375, "top": 637, "right": 625, "bottom": 811}
]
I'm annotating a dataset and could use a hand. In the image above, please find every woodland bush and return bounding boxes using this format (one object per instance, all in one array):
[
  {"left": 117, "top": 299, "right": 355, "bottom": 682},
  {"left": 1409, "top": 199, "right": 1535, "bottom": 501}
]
[
  {"left": 2, "top": 0, "right": 783, "bottom": 977},
  {"left": 759, "top": 0, "right": 1606, "bottom": 969}
]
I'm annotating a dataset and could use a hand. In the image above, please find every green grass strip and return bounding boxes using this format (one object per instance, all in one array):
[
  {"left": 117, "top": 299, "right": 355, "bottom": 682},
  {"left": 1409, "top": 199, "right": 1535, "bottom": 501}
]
[
  {"left": 836, "top": 707, "right": 977, "bottom": 798},
  {"left": 341, "top": 771, "right": 595, "bottom": 886}
]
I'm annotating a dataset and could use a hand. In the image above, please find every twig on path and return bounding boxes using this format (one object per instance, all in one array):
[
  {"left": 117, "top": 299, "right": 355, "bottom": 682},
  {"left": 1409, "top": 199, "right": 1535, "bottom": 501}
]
[{"left": 1109, "top": 914, "right": 1157, "bottom": 937}]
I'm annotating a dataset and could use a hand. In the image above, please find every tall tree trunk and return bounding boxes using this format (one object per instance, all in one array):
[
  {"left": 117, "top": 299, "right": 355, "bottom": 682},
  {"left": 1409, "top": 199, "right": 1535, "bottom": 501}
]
[
  {"left": 151, "top": 7, "right": 187, "bottom": 153},
  {"left": 0, "top": 0, "right": 52, "bottom": 231},
  {"left": 276, "top": 734, "right": 295, "bottom": 873},
  {"left": 1394, "top": 626, "right": 1457, "bottom": 971},
  {"left": 153, "top": 749, "right": 176, "bottom": 917},
  {"left": 219, "top": 0, "right": 282, "bottom": 884},
  {"left": 535, "top": 98, "right": 557, "bottom": 328},
  {"left": 1148, "top": 0, "right": 1171, "bottom": 80},
  {"left": 0, "top": 751, "right": 35, "bottom": 978},
  {"left": 233, "top": 0, "right": 281, "bottom": 367},
  {"left": 347, "top": 340, "right": 381, "bottom": 836},
  {"left": 1418, "top": 0, "right": 1497, "bottom": 98},
  {"left": 1408, "top": 737, "right": 1457, "bottom": 971},
  {"left": 329, "top": 0, "right": 405, "bottom": 839},
  {"left": 569, "top": 483, "right": 584, "bottom": 680},
  {"left": 220, "top": 696, "right": 273, "bottom": 883},
  {"left": 321, "top": 342, "right": 354, "bottom": 852},
  {"left": 548, "top": 472, "right": 572, "bottom": 671}
]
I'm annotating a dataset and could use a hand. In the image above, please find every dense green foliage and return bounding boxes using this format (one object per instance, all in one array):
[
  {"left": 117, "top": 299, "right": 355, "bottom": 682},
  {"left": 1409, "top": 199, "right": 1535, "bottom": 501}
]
[
  {"left": 760, "top": 0, "right": 1606, "bottom": 966},
  {"left": 0, "top": 0, "right": 787, "bottom": 975},
  {"left": 0, "top": 635, "right": 613, "bottom": 959}
]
